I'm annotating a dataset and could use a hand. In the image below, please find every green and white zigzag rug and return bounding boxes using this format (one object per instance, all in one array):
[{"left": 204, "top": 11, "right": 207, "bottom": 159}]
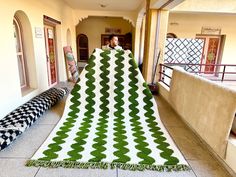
[{"left": 27, "top": 48, "right": 190, "bottom": 172}]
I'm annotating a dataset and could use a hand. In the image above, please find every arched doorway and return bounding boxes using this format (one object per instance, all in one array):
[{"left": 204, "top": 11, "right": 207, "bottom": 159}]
[{"left": 77, "top": 34, "right": 89, "bottom": 62}]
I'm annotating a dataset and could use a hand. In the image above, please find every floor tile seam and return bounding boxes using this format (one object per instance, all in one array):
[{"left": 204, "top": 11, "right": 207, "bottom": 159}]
[{"left": 33, "top": 167, "right": 41, "bottom": 177}]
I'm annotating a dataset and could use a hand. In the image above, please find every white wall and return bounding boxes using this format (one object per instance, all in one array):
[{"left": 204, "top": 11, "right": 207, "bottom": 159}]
[
  {"left": 76, "top": 16, "right": 133, "bottom": 56},
  {"left": 158, "top": 69, "right": 236, "bottom": 174},
  {"left": 73, "top": 10, "right": 137, "bottom": 27},
  {"left": 168, "top": 12, "right": 236, "bottom": 65},
  {"left": 0, "top": 0, "right": 76, "bottom": 118}
]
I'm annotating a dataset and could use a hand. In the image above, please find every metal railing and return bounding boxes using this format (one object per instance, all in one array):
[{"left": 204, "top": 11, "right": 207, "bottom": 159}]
[
  {"left": 159, "top": 64, "right": 173, "bottom": 87},
  {"left": 159, "top": 63, "right": 236, "bottom": 87}
]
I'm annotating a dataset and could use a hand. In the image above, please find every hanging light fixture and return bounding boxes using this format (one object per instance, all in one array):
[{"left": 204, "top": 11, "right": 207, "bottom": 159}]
[{"left": 99, "top": 4, "right": 107, "bottom": 8}]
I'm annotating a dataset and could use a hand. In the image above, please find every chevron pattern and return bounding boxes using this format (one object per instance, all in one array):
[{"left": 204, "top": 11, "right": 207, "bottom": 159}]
[
  {"left": 0, "top": 87, "right": 68, "bottom": 151},
  {"left": 27, "top": 49, "right": 189, "bottom": 172}
]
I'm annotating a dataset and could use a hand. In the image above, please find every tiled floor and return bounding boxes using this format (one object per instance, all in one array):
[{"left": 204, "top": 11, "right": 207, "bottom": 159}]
[
  {"left": 156, "top": 96, "right": 234, "bottom": 177},
  {"left": 0, "top": 83, "right": 234, "bottom": 177}
]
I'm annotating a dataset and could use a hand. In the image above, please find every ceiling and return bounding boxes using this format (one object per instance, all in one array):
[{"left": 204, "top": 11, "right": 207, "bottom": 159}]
[
  {"left": 63, "top": 0, "right": 144, "bottom": 11},
  {"left": 62, "top": 0, "right": 236, "bottom": 14},
  {"left": 172, "top": 0, "right": 236, "bottom": 13}
]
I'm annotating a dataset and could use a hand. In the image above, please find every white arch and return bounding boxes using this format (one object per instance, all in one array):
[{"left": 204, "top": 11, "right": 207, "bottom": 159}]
[
  {"left": 14, "top": 10, "right": 38, "bottom": 90},
  {"left": 133, "top": 7, "right": 146, "bottom": 61},
  {"left": 74, "top": 10, "right": 136, "bottom": 27}
]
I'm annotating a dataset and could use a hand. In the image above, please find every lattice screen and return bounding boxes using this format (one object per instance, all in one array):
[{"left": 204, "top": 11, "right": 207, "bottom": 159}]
[{"left": 164, "top": 38, "right": 204, "bottom": 72}]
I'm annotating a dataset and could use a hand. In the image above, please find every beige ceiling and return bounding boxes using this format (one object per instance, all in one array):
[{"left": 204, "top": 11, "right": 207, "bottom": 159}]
[
  {"left": 63, "top": 0, "right": 144, "bottom": 11},
  {"left": 172, "top": 0, "right": 236, "bottom": 13},
  {"left": 62, "top": 0, "right": 236, "bottom": 13}
]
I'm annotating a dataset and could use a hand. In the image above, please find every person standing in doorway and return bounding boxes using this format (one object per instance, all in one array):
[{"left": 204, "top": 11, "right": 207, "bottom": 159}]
[{"left": 102, "top": 34, "right": 122, "bottom": 50}]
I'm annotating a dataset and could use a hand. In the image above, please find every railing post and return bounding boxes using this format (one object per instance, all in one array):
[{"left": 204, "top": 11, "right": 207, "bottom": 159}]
[
  {"left": 159, "top": 64, "right": 162, "bottom": 82},
  {"left": 221, "top": 65, "right": 226, "bottom": 82}
]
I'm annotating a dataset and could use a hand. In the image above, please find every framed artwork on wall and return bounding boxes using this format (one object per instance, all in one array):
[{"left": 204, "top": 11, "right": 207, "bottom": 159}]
[{"left": 105, "top": 28, "right": 121, "bottom": 34}]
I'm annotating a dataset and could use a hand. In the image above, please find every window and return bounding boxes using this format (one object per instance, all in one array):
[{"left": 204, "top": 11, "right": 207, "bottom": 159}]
[
  {"left": 166, "top": 33, "right": 178, "bottom": 38},
  {"left": 77, "top": 34, "right": 89, "bottom": 62},
  {"left": 13, "top": 17, "right": 28, "bottom": 89}
]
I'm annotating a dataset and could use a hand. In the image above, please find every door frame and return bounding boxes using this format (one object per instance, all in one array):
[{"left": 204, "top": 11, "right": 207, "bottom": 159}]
[
  {"left": 44, "top": 22, "right": 59, "bottom": 86},
  {"left": 76, "top": 34, "right": 89, "bottom": 62},
  {"left": 196, "top": 34, "right": 226, "bottom": 75}
]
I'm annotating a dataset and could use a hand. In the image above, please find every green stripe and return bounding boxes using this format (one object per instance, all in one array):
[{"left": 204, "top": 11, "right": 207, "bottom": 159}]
[
  {"left": 65, "top": 50, "right": 97, "bottom": 161},
  {"left": 142, "top": 82, "right": 180, "bottom": 165},
  {"left": 127, "top": 53, "right": 155, "bottom": 164},
  {"left": 89, "top": 50, "right": 111, "bottom": 162},
  {"left": 39, "top": 80, "right": 81, "bottom": 161},
  {"left": 113, "top": 50, "right": 130, "bottom": 163}
]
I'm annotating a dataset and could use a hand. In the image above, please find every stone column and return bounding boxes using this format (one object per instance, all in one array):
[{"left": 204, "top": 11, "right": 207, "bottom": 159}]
[{"left": 142, "top": 0, "right": 169, "bottom": 83}]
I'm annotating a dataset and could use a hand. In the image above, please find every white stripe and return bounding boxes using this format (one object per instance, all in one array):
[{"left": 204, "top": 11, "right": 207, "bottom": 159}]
[
  {"left": 151, "top": 97, "right": 189, "bottom": 165},
  {"left": 56, "top": 69, "right": 90, "bottom": 160},
  {"left": 120, "top": 50, "right": 142, "bottom": 164},
  {"left": 31, "top": 93, "right": 74, "bottom": 159},
  {"left": 136, "top": 83, "right": 165, "bottom": 164},
  {"left": 80, "top": 49, "right": 104, "bottom": 161},
  {"left": 32, "top": 73, "right": 87, "bottom": 160},
  {"left": 102, "top": 50, "right": 118, "bottom": 162}
]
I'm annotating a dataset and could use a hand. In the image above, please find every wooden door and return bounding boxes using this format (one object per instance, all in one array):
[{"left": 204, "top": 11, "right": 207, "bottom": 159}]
[
  {"left": 196, "top": 35, "right": 222, "bottom": 74},
  {"left": 44, "top": 25, "right": 58, "bottom": 86},
  {"left": 77, "top": 34, "right": 89, "bottom": 62}
]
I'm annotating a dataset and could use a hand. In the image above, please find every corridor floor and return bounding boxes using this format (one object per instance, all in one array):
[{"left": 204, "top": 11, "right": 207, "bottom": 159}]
[{"left": 0, "top": 83, "right": 233, "bottom": 177}]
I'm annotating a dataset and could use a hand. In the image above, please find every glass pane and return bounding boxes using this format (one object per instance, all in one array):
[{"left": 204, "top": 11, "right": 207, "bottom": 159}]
[
  {"left": 79, "top": 35, "right": 88, "bottom": 48},
  {"left": 80, "top": 49, "right": 88, "bottom": 60},
  {"left": 48, "top": 29, "right": 54, "bottom": 39},
  {"left": 17, "top": 55, "right": 26, "bottom": 87},
  {"left": 13, "top": 21, "right": 21, "bottom": 53}
]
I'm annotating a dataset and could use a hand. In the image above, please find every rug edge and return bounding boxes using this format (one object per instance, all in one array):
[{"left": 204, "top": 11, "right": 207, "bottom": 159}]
[{"left": 26, "top": 160, "right": 191, "bottom": 172}]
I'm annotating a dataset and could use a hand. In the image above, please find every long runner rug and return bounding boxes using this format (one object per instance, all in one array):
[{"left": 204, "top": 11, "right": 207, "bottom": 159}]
[{"left": 27, "top": 48, "right": 190, "bottom": 172}]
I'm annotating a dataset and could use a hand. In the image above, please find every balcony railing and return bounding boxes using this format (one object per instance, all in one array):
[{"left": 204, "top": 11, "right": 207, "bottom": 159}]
[{"left": 159, "top": 63, "right": 236, "bottom": 87}]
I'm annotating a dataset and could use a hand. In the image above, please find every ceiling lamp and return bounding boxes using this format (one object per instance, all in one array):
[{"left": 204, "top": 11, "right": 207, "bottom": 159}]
[{"left": 99, "top": 4, "right": 107, "bottom": 8}]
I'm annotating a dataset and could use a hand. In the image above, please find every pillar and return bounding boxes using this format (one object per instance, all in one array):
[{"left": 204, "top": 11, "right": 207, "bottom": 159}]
[{"left": 142, "top": 0, "right": 169, "bottom": 83}]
